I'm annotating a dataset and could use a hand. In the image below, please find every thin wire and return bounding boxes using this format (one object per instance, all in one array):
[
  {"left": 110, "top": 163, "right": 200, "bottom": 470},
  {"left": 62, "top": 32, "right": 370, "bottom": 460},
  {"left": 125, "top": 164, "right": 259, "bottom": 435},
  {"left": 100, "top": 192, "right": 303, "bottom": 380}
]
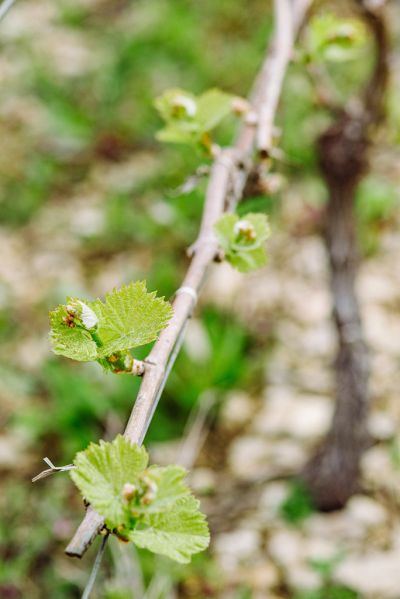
[
  {"left": 81, "top": 534, "right": 109, "bottom": 599},
  {"left": 0, "top": 0, "right": 16, "bottom": 23}
]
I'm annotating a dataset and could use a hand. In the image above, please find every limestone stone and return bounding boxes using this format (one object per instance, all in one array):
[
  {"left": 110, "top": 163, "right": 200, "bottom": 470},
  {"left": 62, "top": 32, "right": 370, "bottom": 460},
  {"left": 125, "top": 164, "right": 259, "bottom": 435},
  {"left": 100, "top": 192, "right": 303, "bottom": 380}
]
[
  {"left": 220, "top": 391, "right": 256, "bottom": 429},
  {"left": 368, "top": 411, "right": 396, "bottom": 441},
  {"left": 345, "top": 495, "right": 387, "bottom": 528},
  {"left": 214, "top": 529, "right": 262, "bottom": 571},
  {"left": 335, "top": 548, "right": 400, "bottom": 598},
  {"left": 253, "top": 389, "right": 333, "bottom": 440}
]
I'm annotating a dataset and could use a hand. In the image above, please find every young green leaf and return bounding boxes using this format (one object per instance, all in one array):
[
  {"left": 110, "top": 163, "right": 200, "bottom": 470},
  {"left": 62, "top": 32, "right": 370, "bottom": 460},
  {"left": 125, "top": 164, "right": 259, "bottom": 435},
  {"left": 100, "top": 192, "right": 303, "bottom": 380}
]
[
  {"left": 70, "top": 435, "right": 149, "bottom": 530},
  {"left": 130, "top": 495, "right": 210, "bottom": 563},
  {"left": 90, "top": 282, "right": 172, "bottom": 358},
  {"left": 154, "top": 87, "right": 238, "bottom": 149},
  {"left": 214, "top": 212, "right": 270, "bottom": 273},
  {"left": 49, "top": 282, "right": 173, "bottom": 364},
  {"left": 70, "top": 437, "right": 210, "bottom": 563},
  {"left": 227, "top": 245, "right": 268, "bottom": 273},
  {"left": 195, "top": 88, "right": 236, "bottom": 132}
]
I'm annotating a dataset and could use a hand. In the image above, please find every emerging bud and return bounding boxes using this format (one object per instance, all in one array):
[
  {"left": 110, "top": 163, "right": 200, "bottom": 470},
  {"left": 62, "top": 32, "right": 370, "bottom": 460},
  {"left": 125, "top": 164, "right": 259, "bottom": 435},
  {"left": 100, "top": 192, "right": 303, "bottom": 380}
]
[
  {"left": 171, "top": 94, "right": 197, "bottom": 118},
  {"left": 66, "top": 304, "right": 79, "bottom": 317},
  {"left": 131, "top": 359, "right": 145, "bottom": 376},
  {"left": 62, "top": 315, "right": 75, "bottom": 328},
  {"left": 124, "top": 353, "right": 134, "bottom": 372},
  {"left": 122, "top": 483, "right": 137, "bottom": 501},
  {"left": 78, "top": 301, "right": 98, "bottom": 330},
  {"left": 62, "top": 303, "right": 81, "bottom": 327},
  {"left": 233, "top": 219, "right": 257, "bottom": 242},
  {"left": 140, "top": 475, "right": 158, "bottom": 505},
  {"left": 231, "top": 96, "right": 251, "bottom": 116}
]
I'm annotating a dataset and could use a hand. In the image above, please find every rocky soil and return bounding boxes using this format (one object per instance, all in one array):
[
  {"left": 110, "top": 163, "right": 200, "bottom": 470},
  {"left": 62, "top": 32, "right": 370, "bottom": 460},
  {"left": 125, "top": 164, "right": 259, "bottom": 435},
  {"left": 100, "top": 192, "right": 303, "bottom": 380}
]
[{"left": 180, "top": 216, "right": 400, "bottom": 598}]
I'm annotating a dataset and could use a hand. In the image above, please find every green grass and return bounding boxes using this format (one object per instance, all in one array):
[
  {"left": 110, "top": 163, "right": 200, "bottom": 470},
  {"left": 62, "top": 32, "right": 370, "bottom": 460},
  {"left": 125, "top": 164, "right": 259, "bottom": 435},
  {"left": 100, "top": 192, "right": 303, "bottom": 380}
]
[{"left": 280, "top": 480, "right": 316, "bottom": 525}]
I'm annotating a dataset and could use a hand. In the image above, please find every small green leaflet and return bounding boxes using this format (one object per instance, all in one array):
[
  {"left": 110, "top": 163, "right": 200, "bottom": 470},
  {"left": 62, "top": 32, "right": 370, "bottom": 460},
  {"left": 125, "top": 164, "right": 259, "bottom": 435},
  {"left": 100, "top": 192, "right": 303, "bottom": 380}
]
[
  {"left": 214, "top": 212, "right": 270, "bottom": 273},
  {"left": 70, "top": 436, "right": 210, "bottom": 563},
  {"left": 154, "top": 87, "right": 237, "bottom": 148},
  {"left": 49, "top": 281, "right": 173, "bottom": 364},
  {"left": 306, "top": 14, "right": 367, "bottom": 63},
  {"left": 131, "top": 496, "right": 210, "bottom": 564}
]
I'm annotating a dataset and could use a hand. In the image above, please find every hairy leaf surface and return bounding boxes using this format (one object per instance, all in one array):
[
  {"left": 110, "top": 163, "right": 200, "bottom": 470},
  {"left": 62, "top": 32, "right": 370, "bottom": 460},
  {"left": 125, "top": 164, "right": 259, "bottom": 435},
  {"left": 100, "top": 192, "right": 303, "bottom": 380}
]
[
  {"left": 155, "top": 87, "right": 236, "bottom": 147},
  {"left": 131, "top": 496, "right": 210, "bottom": 563},
  {"left": 90, "top": 282, "right": 172, "bottom": 358},
  {"left": 71, "top": 435, "right": 148, "bottom": 529}
]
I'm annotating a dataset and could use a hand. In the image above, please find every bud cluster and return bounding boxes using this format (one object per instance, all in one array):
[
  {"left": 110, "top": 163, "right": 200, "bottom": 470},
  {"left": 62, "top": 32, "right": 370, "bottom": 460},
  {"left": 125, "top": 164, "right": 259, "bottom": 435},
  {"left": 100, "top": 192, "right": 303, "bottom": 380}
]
[
  {"left": 121, "top": 472, "right": 158, "bottom": 508},
  {"left": 107, "top": 351, "right": 133, "bottom": 372},
  {"left": 170, "top": 94, "right": 197, "bottom": 119},
  {"left": 233, "top": 219, "right": 257, "bottom": 243},
  {"left": 62, "top": 300, "right": 99, "bottom": 331}
]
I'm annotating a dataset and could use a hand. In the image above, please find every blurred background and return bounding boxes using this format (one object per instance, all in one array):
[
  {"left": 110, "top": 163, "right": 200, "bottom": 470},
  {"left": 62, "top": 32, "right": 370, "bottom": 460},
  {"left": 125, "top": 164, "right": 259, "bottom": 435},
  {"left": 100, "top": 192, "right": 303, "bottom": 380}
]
[{"left": 1, "top": 0, "right": 400, "bottom": 597}]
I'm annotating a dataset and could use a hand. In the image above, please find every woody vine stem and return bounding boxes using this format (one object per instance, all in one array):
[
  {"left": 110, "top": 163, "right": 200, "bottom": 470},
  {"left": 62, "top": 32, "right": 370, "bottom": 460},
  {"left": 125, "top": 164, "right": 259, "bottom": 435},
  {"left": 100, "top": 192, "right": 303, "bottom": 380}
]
[{"left": 63, "top": 0, "right": 312, "bottom": 562}]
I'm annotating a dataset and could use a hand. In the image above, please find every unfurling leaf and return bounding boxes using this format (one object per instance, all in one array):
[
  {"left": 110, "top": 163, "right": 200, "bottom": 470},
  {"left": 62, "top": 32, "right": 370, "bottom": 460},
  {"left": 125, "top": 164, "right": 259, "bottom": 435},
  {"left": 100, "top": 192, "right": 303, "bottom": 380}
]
[
  {"left": 154, "top": 87, "right": 240, "bottom": 149},
  {"left": 214, "top": 212, "right": 270, "bottom": 273},
  {"left": 49, "top": 281, "right": 173, "bottom": 366},
  {"left": 70, "top": 436, "right": 210, "bottom": 562},
  {"left": 195, "top": 89, "right": 235, "bottom": 132},
  {"left": 154, "top": 88, "right": 198, "bottom": 122}
]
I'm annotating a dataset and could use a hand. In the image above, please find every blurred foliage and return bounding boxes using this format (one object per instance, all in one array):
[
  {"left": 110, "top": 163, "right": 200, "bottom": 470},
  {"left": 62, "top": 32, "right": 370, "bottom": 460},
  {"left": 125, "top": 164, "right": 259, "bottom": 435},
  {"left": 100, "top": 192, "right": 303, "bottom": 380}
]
[
  {"left": 294, "top": 551, "right": 358, "bottom": 599},
  {"left": 294, "top": 586, "right": 358, "bottom": 599},
  {"left": 356, "top": 175, "right": 400, "bottom": 254},
  {"left": 280, "top": 480, "right": 316, "bottom": 525},
  {"left": 304, "top": 13, "right": 367, "bottom": 63}
]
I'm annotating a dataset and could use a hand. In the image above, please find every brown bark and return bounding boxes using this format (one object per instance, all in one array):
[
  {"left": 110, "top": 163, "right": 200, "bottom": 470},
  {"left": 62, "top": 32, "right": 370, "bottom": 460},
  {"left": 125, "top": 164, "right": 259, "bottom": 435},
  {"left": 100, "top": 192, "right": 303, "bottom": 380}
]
[
  {"left": 302, "top": 114, "right": 370, "bottom": 510},
  {"left": 302, "top": 2, "right": 389, "bottom": 510}
]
